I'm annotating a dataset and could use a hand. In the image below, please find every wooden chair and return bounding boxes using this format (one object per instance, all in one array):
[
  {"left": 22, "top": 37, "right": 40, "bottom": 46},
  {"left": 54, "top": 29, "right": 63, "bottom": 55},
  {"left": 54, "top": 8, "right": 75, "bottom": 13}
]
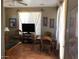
[
  {"left": 41, "top": 39, "right": 52, "bottom": 54},
  {"left": 51, "top": 40, "right": 57, "bottom": 54},
  {"left": 32, "top": 35, "right": 42, "bottom": 51}
]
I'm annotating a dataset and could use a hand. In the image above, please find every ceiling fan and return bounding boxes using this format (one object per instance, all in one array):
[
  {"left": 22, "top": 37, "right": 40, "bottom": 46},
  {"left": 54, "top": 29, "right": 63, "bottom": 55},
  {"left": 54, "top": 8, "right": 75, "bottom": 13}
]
[{"left": 13, "top": 0, "right": 28, "bottom": 6}]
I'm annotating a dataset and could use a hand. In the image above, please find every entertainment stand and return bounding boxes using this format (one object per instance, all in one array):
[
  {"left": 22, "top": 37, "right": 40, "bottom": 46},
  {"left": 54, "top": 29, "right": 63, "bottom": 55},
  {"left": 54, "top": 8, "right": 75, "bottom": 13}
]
[
  {"left": 22, "top": 24, "right": 35, "bottom": 43},
  {"left": 22, "top": 32, "right": 34, "bottom": 43}
]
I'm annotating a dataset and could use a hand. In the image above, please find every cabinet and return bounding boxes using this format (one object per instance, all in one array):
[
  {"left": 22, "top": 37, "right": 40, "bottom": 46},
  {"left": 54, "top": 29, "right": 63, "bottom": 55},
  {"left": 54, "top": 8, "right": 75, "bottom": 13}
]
[
  {"left": 5, "top": 35, "right": 9, "bottom": 45},
  {"left": 5, "top": 32, "right": 10, "bottom": 45},
  {"left": 22, "top": 33, "right": 34, "bottom": 43}
]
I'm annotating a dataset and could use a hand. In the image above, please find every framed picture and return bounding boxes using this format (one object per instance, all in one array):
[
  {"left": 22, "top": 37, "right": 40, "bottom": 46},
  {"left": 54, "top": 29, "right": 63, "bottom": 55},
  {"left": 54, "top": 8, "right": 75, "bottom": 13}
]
[
  {"left": 43, "top": 17, "right": 48, "bottom": 26},
  {"left": 9, "top": 18, "right": 17, "bottom": 28},
  {"left": 50, "top": 18, "right": 54, "bottom": 28}
]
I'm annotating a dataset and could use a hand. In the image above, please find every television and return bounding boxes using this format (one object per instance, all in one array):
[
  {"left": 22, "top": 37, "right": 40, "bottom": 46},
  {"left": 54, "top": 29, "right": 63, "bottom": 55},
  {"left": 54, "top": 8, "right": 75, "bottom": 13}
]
[{"left": 22, "top": 24, "right": 35, "bottom": 33}]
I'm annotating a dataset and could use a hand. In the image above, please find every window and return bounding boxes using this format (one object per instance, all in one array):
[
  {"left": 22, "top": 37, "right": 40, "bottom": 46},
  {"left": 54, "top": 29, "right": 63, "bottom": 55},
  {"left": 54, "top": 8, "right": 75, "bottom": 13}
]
[{"left": 18, "top": 12, "right": 41, "bottom": 35}]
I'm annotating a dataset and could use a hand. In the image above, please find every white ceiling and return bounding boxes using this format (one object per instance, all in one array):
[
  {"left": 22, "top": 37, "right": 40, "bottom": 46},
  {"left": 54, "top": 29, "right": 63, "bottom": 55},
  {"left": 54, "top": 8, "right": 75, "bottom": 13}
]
[{"left": 3, "top": 0, "right": 61, "bottom": 7}]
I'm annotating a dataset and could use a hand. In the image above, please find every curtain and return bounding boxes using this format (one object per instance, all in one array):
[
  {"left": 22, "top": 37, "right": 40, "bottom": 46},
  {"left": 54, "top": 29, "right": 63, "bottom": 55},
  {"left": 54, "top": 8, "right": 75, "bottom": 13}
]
[
  {"left": 56, "top": 6, "right": 61, "bottom": 50},
  {"left": 18, "top": 12, "right": 41, "bottom": 35},
  {"left": 56, "top": 2, "right": 65, "bottom": 59}
]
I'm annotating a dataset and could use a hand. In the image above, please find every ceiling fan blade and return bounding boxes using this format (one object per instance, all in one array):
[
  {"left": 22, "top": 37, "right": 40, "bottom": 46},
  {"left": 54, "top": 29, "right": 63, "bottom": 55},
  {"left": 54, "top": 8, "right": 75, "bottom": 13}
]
[
  {"left": 17, "top": 1, "right": 27, "bottom": 6},
  {"left": 16, "top": 0, "right": 22, "bottom": 1}
]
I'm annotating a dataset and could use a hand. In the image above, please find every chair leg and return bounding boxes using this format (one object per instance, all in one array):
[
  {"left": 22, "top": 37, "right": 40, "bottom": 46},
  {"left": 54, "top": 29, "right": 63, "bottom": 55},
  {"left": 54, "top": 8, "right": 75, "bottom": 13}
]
[
  {"left": 48, "top": 48, "right": 51, "bottom": 55},
  {"left": 40, "top": 44, "right": 42, "bottom": 52}
]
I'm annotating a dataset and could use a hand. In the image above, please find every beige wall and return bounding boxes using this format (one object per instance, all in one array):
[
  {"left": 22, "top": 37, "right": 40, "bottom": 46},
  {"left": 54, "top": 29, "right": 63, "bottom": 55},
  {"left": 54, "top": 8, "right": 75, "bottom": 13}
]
[
  {"left": 5, "top": 7, "right": 57, "bottom": 35},
  {"left": 1, "top": 7, "right": 6, "bottom": 59},
  {"left": 5, "top": 7, "right": 42, "bottom": 31},
  {"left": 41, "top": 7, "right": 57, "bottom": 36}
]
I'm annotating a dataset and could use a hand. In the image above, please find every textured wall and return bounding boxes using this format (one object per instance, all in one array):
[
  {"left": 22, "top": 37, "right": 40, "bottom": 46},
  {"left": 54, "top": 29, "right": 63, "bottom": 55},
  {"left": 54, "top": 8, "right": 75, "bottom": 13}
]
[
  {"left": 64, "top": 0, "right": 78, "bottom": 59},
  {"left": 1, "top": 7, "right": 6, "bottom": 59}
]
